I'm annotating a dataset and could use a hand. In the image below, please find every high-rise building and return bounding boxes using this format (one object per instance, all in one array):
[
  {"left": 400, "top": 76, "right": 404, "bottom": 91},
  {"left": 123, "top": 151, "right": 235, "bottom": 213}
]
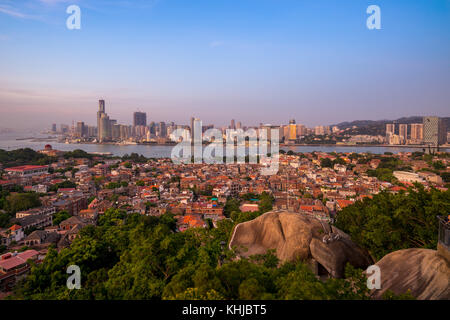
[
  {"left": 237, "top": 122, "right": 242, "bottom": 129},
  {"left": 133, "top": 112, "right": 147, "bottom": 127},
  {"left": 60, "top": 124, "right": 69, "bottom": 134},
  {"left": 76, "top": 121, "right": 86, "bottom": 138},
  {"left": 51, "top": 124, "right": 57, "bottom": 132},
  {"left": 230, "top": 119, "right": 236, "bottom": 130},
  {"left": 423, "top": 116, "right": 446, "bottom": 146},
  {"left": 315, "top": 126, "right": 325, "bottom": 135},
  {"left": 159, "top": 122, "right": 166, "bottom": 137},
  {"left": 98, "top": 99, "right": 105, "bottom": 113},
  {"left": 192, "top": 118, "right": 202, "bottom": 143},
  {"left": 410, "top": 123, "right": 424, "bottom": 142},
  {"left": 99, "top": 113, "right": 111, "bottom": 142},
  {"left": 399, "top": 124, "right": 408, "bottom": 144},
  {"left": 386, "top": 123, "right": 395, "bottom": 142},
  {"left": 97, "top": 100, "right": 106, "bottom": 141},
  {"left": 288, "top": 122, "right": 297, "bottom": 141},
  {"left": 296, "top": 124, "right": 306, "bottom": 137}
]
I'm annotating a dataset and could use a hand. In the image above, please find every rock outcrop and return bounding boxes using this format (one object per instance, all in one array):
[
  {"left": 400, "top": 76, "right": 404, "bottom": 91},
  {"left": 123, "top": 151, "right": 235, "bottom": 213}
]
[
  {"left": 229, "top": 210, "right": 372, "bottom": 278},
  {"left": 371, "top": 248, "right": 450, "bottom": 300}
]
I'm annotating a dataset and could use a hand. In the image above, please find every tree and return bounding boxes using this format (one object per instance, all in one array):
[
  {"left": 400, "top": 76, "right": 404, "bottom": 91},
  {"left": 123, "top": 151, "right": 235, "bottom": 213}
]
[
  {"left": 320, "top": 158, "right": 333, "bottom": 168},
  {"left": 335, "top": 185, "right": 449, "bottom": 261},
  {"left": 53, "top": 210, "right": 71, "bottom": 225},
  {"left": 224, "top": 198, "right": 240, "bottom": 218},
  {"left": 5, "top": 192, "right": 41, "bottom": 214}
]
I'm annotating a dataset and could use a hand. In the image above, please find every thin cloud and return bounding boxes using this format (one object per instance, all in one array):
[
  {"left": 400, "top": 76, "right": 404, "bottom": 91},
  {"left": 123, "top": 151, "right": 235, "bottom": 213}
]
[
  {"left": 210, "top": 41, "right": 225, "bottom": 48},
  {"left": 0, "top": 5, "right": 27, "bottom": 18}
]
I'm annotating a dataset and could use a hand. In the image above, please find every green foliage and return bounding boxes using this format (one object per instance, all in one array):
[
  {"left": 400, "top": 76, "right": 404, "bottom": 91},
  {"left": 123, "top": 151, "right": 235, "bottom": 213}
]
[
  {"left": 122, "top": 153, "right": 148, "bottom": 163},
  {"left": 14, "top": 205, "right": 413, "bottom": 300},
  {"left": 123, "top": 162, "right": 132, "bottom": 169},
  {"left": 382, "top": 290, "right": 415, "bottom": 300},
  {"left": 0, "top": 148, "right": 54, "bottom": 167},
  {"left": 335, "top": 185, "right": 449, "bottom": 261},
  {"left": 320, "top": 158, "right": 333, "bottom": 168},
  {"left": 258, "top": 192, "right": 274, "bottom": 213},
  {"left": 49, "top": 180, "right": 77, "bottom": 192},
  {"left": 63, "top": 149, "right": 93, "bottom": 159},
  {"left": 224, "top": 198, "right": 240, "bottom": 218},
  {"left": 5, "top": 192, "right": 41, "bottom": 214},
  {"left": 106, "top": 182, "right": 121, "bottom": 189},
  {"left": 432, "top": 160, "right": 446, "bottom": 171},
  {"left": 366, "top": 168, "right": 396, "bottom": 183},
  {"left": 53, "top": 210, "right": 71, "bottom": 226},
  {"left": 136, "top": 180, "right": 145, "bottom": 187}
]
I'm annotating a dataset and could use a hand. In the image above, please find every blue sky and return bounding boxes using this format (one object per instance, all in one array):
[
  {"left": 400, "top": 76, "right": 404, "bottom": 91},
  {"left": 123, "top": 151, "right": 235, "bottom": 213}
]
[{"left": 0, "top": 0, "right": 449, "bottom": 130}]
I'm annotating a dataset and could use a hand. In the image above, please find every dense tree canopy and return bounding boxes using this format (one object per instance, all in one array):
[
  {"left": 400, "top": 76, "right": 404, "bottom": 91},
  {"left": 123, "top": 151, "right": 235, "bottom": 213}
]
[
  {"left": 13, "top": 208, "right": 374, "bottom": 300},
  {"left": 335, "top": 184, "right": 450, "bottom": 261},
  {"left": 0, "top": 148, "right": 53, "bottom": 167}
]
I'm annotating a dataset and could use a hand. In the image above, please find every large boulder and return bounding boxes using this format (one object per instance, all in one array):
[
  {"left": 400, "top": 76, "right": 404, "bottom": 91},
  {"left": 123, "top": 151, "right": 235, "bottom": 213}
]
[
  {"left": 229, "top": 210, "right": 372, "bottom": 278},
  {"left": 371, "top": 248, "right": 450, "bottom": 300}
]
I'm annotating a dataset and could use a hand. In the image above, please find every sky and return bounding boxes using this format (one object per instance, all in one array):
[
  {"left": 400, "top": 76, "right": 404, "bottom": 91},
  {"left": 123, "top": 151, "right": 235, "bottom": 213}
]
[{"left": 0, "top": 0, "right": 449, "bottom": 130}]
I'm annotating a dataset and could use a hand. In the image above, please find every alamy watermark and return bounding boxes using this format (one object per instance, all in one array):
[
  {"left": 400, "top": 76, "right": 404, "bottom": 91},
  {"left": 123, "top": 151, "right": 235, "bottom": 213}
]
[
  {"left": 367, "top": 5, "right": 381, "bottom": 30},
  {"left": 170, "top": 120, "right": 279, "bottom": 175},
  {"left": 366, "top": 265, "right": 381, "bottom": 290},
  {"left": 66, "top": 5, "right": 81, "bottom": 30},
  {"left": 66, "top": 265, "right": 81, "bottom": 289}
]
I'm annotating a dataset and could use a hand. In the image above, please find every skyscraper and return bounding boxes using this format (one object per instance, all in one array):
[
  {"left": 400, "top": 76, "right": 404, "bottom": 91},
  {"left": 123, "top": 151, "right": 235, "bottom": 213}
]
[
  {"left": 399, "top": 124, "right": 408, "bottom": 144},
  {"left": 230, "top": 119, "right": 236, "bottom": 130},
  {"left": 386, "top": 123, "right": 395, "bottom": 142},
  {"left": 76, "top": 121, "right": 85, "bottom": 138},
  {"left": 410, "top": 123, "right": 424, "bottom": 142},
  {"left": 99, "top": 113, "right": 111, "bottom": 142},
  {"left": 423, "top": 116, "right": 446, "bottom": 146},
  {"left": 133, "top": 112, "right": 147, "bottom": 127},
  {"left": 159, "top": 122, "right": 166, "bottom": 137},
  {"left": 97, "top": 99, "right": 106, "bottom": 141}
]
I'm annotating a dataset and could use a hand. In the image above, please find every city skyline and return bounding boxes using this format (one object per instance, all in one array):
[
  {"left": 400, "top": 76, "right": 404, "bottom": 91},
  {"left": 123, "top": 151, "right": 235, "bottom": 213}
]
[{"left": 0, "top": 0, "right": 449, "bottom": 129}]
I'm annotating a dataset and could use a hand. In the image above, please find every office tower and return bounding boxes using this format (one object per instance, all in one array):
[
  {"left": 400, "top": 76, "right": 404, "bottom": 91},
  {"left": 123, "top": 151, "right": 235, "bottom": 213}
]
[
  {"left": 112, "top": 124, "right": 121, "bottom": 140},
  {"left": 99, "top": 113, "right": 111, "bottom": 142},
  {"left": 282, "top": 126, "right": 289, "bottom": 140},
  {"left": 97, "top": 99, "right": 106, "bottom": 141},
  {"left": 159, "top": 122, "right": 166, "bottom": 137},
  {"left": 386, "top": 123, "right": 395, "bottom": 142},
  {"left": 51, "top": 124, "right": 57, "bottom": 132},
  {"left": 133, "top": 111, "right": 147, "bottom": 127},
  {"left": 60, "top": 124, "right": 69, "bottom": 134},
  {"left": 99, "top": 99, "right": 105, "bottom": 113},
  {"left": 410, "top": 123, "right": 424, "bottom": 142},
  {"left": 76, "top": 121, "right": 85, "bottom": 138},
  {"left": 87, "top": 126, "right": 96, "bottom": 138},
  {"left": 260, "top": 125, "right": 281, "bottom": 142},
  {"left": 423, "top": 116, "right": 446, "bottom": 146},
  {"left": 230, "top": 119, "right": 236, "bottom": 130},
  {"left": 399, "top": 124, "right": 408, "bottom": 144},
  {"left": 237, "top": 122, "right": 242, "bottom": 129},
  {"left": 315, "top": 126, "right": 325, "bottom": 135},
  {"left": 190, "top": 117, "right": 195, "bottom": 137},
  {"left": 288, "top": 122, "right": 297, "bottom": 141},
  {"left": 296, "top": 124, "right": 306, "bottom": 137},
  {"left": 386, "top": 123, "right": 395, "bottom": 135}
]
